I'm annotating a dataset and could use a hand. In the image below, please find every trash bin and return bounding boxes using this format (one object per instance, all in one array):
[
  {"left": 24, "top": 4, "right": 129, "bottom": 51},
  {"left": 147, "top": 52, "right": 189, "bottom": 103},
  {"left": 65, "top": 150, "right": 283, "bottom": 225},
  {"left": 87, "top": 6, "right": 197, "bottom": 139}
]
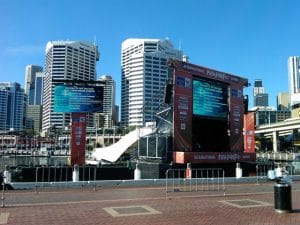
[{"left": 274, "top": 181, "right": 292, "bottom": 213}]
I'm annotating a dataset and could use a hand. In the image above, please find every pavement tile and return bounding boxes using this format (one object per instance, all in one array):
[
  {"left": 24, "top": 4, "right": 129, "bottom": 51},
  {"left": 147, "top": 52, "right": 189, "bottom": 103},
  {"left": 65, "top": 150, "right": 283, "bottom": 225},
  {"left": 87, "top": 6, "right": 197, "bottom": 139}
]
[{"left": 1, "top": 181, "right": 300, "bottom": 225}]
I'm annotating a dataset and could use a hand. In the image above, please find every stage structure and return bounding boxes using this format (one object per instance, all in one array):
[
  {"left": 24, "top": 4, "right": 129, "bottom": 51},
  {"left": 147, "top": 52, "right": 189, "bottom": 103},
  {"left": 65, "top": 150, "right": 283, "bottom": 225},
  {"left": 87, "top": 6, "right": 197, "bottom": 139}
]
[
  {"left": 168, "top": 59, "right": 255, "bottom": 164},
  {"left": 53, "top": 79, "right": 104, "bottom": 165}
]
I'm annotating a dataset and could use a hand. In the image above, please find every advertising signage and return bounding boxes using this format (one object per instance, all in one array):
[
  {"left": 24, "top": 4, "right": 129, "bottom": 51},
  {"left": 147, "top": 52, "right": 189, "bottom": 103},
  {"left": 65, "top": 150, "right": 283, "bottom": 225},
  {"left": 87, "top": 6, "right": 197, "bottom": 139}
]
[
  {"left": 169, "top": 59, "right": 254, "bottom": 164},
  {"left": 53, "top": 85, "right": 103, "bottom": 113},
  {"left": 70, "top": 113, "right": 86, "bottom": 166},
  {"left": 193, "top": 79, "right": 228, "bottom": 119}
]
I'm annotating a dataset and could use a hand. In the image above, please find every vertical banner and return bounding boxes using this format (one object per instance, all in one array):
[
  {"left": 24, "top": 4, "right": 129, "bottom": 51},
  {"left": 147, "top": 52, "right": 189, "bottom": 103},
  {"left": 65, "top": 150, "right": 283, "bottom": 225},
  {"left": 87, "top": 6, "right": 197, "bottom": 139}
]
[
  {"left": 243, "top": 112, "right": 255, "bottom": 152},
  {"left": 70, "top": 113, "right": 87, "bottom": 166},
  {"left": 229, "top": 84, "right": 244, "bottom": 151},
  {"left": 173, "top": 71, "right": 193, "bottom": 152}
]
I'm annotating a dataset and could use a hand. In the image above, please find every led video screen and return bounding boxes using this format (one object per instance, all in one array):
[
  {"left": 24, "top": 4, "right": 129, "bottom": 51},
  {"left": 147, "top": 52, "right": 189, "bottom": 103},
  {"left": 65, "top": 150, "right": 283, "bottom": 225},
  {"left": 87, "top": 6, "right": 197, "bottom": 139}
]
[
  {"left": 53, "top": 85, "right": 103, "bottom": 113},
  {"left": 193, "top": 79, "right": 228, "bottom": 119}
]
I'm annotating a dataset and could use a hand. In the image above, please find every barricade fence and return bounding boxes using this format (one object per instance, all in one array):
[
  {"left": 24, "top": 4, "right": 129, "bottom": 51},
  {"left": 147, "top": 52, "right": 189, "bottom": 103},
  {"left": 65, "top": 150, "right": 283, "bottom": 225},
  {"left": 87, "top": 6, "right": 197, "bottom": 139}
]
[
  {"left": 35, "top": 165, "right": 97, "bottom": 188},
  {"left": 165, "top": 168, "right": 225, "bottom": 198},
  {"left": 256, "top": 164, "right": 295, "bottom": 184},
  {"left": 256, "top": 164, "right": 295, "bottom": 177}
]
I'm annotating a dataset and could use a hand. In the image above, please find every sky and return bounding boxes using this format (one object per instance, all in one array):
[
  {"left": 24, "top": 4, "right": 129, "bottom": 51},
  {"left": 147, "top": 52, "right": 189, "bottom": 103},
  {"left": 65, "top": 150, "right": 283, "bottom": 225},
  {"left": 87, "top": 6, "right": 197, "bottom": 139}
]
[{"left": 1, "top": 0, "right": 300, "bottom": 108}]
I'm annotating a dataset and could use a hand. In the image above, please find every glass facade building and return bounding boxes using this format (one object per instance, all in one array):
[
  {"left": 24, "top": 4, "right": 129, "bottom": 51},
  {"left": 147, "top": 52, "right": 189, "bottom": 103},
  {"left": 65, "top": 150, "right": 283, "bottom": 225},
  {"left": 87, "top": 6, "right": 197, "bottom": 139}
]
[
  {"left": 121, "top": 38, "right": 183, "bottom": 127},
  {"left": 288, "top": 56, "right": 300, "bottom": 108},
  {"left": 42, "top": 41, "right": 99, "bottom": 132},
  {"left": 95, "top": 75, "right": 117, "bottom": 128},
  {"left": 0, "top": 82, "right": 27, "bottom": 132},
  {"left": 24, "top": 65, "right": 43, "bottom": 105},
  {"left": 253, "top": 79, "right": 268, "bottom": 107}
]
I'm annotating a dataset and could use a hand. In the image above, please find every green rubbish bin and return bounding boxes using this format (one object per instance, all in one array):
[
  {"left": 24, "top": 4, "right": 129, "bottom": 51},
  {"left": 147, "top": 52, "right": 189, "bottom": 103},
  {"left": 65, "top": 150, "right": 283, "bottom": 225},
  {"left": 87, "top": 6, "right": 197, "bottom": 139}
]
[{"left": 274, "top": 181, "right": 292, "bottom": 213}]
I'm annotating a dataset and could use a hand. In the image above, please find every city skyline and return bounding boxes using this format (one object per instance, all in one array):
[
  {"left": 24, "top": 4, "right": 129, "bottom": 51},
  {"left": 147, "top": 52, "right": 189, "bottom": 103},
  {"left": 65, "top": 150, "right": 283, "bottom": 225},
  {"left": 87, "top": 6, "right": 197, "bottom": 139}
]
[{"left": 1, "top": 0, "right": 300, "bottom": 108}]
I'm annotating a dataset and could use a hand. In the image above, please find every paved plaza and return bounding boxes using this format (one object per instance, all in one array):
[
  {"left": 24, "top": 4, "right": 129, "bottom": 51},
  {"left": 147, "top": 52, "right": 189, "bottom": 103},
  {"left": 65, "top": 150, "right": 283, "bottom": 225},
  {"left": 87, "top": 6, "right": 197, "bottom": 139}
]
[{"left": 1, "top": 181, "right": 300, "bottom": 225}]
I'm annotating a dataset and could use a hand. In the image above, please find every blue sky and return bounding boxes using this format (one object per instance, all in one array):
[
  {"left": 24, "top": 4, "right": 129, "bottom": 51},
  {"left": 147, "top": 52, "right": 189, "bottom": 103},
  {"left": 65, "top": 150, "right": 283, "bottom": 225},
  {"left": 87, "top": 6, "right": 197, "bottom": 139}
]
[{"left": 1, "top": 0, "right": 300, "bottom": 108}]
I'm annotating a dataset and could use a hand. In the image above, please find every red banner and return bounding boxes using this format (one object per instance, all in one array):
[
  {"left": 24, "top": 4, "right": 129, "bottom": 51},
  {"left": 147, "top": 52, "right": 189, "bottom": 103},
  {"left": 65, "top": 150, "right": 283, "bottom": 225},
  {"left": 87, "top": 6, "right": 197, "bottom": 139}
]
[
  {"left": 243, "top": 112, "right": 255, "bottom": 152},
  {"left": 173, "top": 151, "right": 255, "bottom": 164},
  {"left": 229, "top": 83, "right": 244, "bottom": 151},
  {"left": 70, "top": 113, "right": 87, "bottom": 166}
]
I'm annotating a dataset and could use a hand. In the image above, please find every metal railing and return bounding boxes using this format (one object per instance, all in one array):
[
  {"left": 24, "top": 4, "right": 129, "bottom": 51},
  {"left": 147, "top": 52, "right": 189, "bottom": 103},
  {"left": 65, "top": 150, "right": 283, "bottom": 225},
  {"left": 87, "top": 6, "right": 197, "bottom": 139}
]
[
  {"left": 165, "top": 168, "right": 225, "bottom": 198},
  {"left": 256, "top": 164, "right": 295, "bottom": 184},
  {"left": 34, "top": 165, "right": 97, "bottom": 190},
  {"left": 257, "top": 164, "right": 295, "bottom": 176},
  {"left": 256, "top": 152, "right": 295, "bottom": 162}
]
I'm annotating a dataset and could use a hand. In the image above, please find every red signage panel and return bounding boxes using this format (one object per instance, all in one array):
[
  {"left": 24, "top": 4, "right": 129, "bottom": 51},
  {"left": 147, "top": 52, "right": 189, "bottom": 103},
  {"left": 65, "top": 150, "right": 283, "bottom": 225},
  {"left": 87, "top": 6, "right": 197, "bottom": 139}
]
[
  {"left": 173, "top": 151, "right": 255, "bottom": 164},
  {"left": 229, "top": 83, "right": 244, "bottom": 151},
  {"left": 70, "top": 113, "right": 87, "bottom": 166}
]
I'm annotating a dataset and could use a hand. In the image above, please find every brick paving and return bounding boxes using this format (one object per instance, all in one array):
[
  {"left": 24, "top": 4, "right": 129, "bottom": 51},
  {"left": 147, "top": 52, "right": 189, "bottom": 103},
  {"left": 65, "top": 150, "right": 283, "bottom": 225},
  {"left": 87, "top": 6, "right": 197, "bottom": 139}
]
[{"left": 1, "top": 181, "right": 300, "bottom": 225}]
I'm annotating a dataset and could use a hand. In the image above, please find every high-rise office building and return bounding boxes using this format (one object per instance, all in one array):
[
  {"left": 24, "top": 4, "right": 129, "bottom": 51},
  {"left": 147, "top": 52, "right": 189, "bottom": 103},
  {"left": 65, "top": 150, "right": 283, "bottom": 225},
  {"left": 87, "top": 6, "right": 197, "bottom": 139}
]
[
  {"left": 42, "top": 41, "right": 99, "bottom": 132},
  {"left": 121, "top": 38, "right": 183, "bottom": 127},
  {"left": 26, "top": 105, "right": 43, "bottom": 133},
  {"left": 277, "top": 92, "right": 290, "bottom": 111},
  {"left": 253, "top": 79, "right": 268, "bottom": 107},
  {"left": 276, "top": 92, "right": 291, "bottom": 121},
  {"left": 24, "top": 65, "right": 44, "bottom": 133},
  {"left": 0, "top": 82, "right": 27, "bottom": 132},
  {"left": 288, "top": 56, "right": 300, "bottom": 107},
  {"left": 253, "top": 80, "right": 264, "bottom": 96},
  {"left": 24, "top": 65, "right": 43, "bottom": 105},
  {"left": 94, "top": 75, "right": 117, "bottom": 128}
]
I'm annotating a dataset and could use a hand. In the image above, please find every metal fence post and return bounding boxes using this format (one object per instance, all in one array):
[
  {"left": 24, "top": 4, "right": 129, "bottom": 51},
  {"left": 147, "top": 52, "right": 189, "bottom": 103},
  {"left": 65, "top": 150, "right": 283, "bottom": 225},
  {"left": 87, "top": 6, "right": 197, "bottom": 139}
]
[
  {"left": 222, "top": 169, "right": 226, "bottom": 196},
  {"left": 54, "top": 167, "right": 57, "bottom": 183},
  {"left": 256, "top": 164, "right": 259, "bottom": 185},
  {"left": 35, "top": 167, "right": 39, "bottom": 194},
  {"left": 93, "top": 166, "right": 97, "bottom": 191},
  {"left": 165, "top": 169, "right": 168, "bottom": 199},
  {"left": 1, "top": 182, "right": 5, "bottom": 208},
  {"left": 47, "top": 167, "right": 50, "bottom": 183},
  {"left": 195, "top": 169, "right": 198, "bottom": 191},
  {"left": 59, "top": 166, "right": 62, "bottom": 182},
  {"left": 42, "top": 167, "right": 45, "bottom": 187}
]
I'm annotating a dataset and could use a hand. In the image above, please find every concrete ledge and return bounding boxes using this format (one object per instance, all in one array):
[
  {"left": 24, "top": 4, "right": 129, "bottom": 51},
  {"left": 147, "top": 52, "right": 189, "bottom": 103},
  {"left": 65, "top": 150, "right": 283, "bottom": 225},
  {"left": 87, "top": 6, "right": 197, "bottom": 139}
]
[
  {"left": 8, "top": 176, "right": 267, "bottom": 190},
  {"left": 10, "top": 175, "right": 300, "bottom": 190}
]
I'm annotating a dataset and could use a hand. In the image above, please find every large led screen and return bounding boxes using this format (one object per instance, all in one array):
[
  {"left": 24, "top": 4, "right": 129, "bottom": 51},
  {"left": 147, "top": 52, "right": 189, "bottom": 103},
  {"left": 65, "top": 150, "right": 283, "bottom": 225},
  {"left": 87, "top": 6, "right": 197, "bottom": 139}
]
[
  {"left": 193, "top": 79, "right": 228, "bottom": 119},
  {"left": 53, "top": 85, "right": 103, "bottom": 113}
]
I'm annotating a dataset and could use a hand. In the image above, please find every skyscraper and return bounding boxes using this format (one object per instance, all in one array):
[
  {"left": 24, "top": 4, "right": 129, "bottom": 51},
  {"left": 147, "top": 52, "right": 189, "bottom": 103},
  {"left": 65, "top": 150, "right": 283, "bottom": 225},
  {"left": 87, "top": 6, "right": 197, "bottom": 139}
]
[
  {"left": 277, "top": 92, "right": 290, "bottom": 111},
  {"left": 24, "top": 65, "right": 43, "bottom": 105},
  {"left": 253, "top": 79, "right": 268, "bottom": 107},
  {"left": 94, "top": 75, "right": 117, "bottom": 128},
  {"left": 288, "top": 56, "right": 300, "bottom": 107},
  {"left": 0, "top": 82, "right": 27, "bottom": 132},
  {"left": 42, "top": 41, "right": 99, "bottom": 132},
  {"left": 121, "top": 38, "right": 183, "bottom": 127},
  {"left": 24, "top": 65, "right": 44, "bottom": 133}
]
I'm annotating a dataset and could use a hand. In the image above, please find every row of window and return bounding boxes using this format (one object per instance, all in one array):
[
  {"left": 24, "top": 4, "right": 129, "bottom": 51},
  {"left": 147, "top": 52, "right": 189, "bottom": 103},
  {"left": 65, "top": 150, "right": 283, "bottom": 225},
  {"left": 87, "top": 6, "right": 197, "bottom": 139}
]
[
  {"left": 144, "top": 67, "right": 167, "bottom": 72},
  {"left": 147, "top": 63, "right": 166, "bottom": 68},
  {"left": 145, "top": 81, "right": 165, "bottom": 86},
  {"left": 145, "top": 77, "right": 163, "bottom": 81}
]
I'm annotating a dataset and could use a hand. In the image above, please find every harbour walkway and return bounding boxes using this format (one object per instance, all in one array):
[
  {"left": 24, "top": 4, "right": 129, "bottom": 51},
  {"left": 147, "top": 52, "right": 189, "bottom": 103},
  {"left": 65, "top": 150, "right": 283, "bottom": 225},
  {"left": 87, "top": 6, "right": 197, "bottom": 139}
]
[{"left": 1, "top": 180, "right": 300, "bottom": 225}]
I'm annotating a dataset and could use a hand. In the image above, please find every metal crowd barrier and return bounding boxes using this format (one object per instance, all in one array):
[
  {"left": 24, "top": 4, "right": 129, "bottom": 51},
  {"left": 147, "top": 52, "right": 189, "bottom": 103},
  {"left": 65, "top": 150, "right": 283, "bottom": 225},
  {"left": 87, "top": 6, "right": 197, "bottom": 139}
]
[
  {"left": 165, "top": 168, "right": 225, "bottom": 198},
  {"left": 35, "top": 165, "right": 97, "bottom": 190},
  {"left": 256, "top": 164, "right": 295, "bottom": 184}
]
